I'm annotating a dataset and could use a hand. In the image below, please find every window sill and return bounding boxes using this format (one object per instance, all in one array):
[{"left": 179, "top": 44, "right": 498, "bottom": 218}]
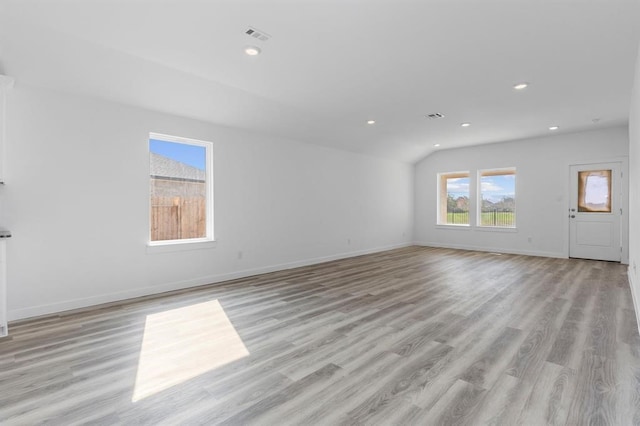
[
  {"left": 475, "top": 226, "right": 518, "bottom": 233},
  {"left": 146, "top": 238, "right": 217, "bottom": 254},
  {"left": 436, "top": 224, "right": 472, "bottom": 230}
]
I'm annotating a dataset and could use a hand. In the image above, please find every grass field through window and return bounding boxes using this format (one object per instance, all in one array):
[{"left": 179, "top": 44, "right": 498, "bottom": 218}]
[
  {"left": 480, "top": 211, "right": 515, "bottom": 227},
  {"left": 446, "top": 211, "right": 515, "bottom": 227}
]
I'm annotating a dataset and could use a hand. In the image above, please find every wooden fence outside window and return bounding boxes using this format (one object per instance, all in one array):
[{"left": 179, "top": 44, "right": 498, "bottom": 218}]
[{"left": 151, "top": 196, "right": 206, "bottom": 241}]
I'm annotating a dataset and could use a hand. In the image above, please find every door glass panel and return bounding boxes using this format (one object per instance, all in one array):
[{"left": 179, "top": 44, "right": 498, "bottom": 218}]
[{"left": 578, "top": 170, "right": 611, "bottom": 212}]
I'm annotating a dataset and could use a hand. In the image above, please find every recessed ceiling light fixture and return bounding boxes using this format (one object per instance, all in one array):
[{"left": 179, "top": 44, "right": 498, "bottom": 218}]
[
  {"left": 461, "top": 122, "right": 471, "bottom": 127},
  {"left": 244, "top": 46, "right": 261, "bottom": 56},
  {"left": 367, "top": 120, "right": 376, "bottom": 125},
  {"left": 513, "top": 82, "right": 529, "bottom": 90},
  {"left": 434, "top": 143, "right": 441, "bottom": 147},
  {"left": 549, "top": 125, "right": 559, "bottom": 130}
]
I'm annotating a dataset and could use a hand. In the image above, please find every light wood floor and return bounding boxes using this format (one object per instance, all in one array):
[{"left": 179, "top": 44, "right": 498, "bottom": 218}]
[{"left": 1, "top": 246, "right": 639, "bottom": 425}]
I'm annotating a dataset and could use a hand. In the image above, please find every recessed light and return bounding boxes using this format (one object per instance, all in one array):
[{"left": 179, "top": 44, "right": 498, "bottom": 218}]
[
  {"left": 513, "top": 82, "right": 529, "bottom": 90},
  {"left": 461, "top": 122, "right": 471, "bottom": 127},
  {"left": 549, "top": 126, "right": 559, "bottom": 130},
  {"left": 367, "top": 120, "right": 376, "bottom": 125},
  {"left": 434, "top": 143, "right": 441, "bottom": 147},
  {"left": 244, "top": 46, "right": 261, "bottom": 56}
]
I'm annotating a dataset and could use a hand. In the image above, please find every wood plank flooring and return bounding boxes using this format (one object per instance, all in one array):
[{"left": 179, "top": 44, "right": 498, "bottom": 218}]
[{"left": 1, "top": 246, "right": 639, "bottom": 425}]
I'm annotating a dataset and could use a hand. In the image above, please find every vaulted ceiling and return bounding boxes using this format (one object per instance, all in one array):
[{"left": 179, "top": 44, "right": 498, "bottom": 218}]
[{"left": 1, "top": 0, "right": 639, "bottom": 163}]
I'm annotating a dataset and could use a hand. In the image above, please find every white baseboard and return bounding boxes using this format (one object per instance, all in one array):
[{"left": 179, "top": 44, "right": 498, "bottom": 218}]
[
  {"left": 8, "top": 242, "right": 412, "bottom": 321},
  {"left": 629, "top": 268, "right": 640, "bottom": 336},
  {"left": 414, "top": 241, "right": 566, "bottom": 259}
]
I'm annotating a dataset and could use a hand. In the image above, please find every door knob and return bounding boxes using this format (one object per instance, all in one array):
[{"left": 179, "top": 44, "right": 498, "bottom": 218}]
[{"left": 570, "top": 215, "right": 575, "bottom": 218}]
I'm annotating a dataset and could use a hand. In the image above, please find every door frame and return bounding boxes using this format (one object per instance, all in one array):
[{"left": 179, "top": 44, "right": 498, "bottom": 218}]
[{"left": 566, "top": 157, "right": 628, "bottom": 264}]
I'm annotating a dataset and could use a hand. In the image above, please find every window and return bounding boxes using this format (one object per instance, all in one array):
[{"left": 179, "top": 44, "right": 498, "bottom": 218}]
[
  {"left": 478, "top": 168, "right": 516, "bottom": 228},
  {"left": 149, "top": 133, "right": 213, "bottom": 244},
  {"left": 438, "top": 172, "right": 470, "bottom": 225},
  {"left": 578, "top": 169, "right": 611, "bottom": 212}
]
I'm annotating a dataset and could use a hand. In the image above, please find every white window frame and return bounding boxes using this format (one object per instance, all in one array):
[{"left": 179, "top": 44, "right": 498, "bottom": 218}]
[
  {"left": 437, "top": 171, "right": 471, "bottom": 227},
  {"left": 147, "top": 132, "right": 215, "bottom": 248},
  {"left": 477, "top": 167, "right": 516, "bottom": 229}
]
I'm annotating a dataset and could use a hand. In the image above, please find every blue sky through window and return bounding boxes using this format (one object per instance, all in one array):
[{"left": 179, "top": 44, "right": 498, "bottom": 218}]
[
  {"left": 150, "top": 139, "right": 206, "bottom": 170},
  {"left": 481, "top": 174, "right": 515, "bottom": 202},
  {"left": 447, "top": 177, "right": 470, "bottom": 199}
]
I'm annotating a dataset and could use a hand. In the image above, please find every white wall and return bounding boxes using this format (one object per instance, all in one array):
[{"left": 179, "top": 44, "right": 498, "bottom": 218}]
[
  {"left": 414, "top": 126, "right": 629, "bottom": 260},
  {"left": 629, "top": 45, "right": 640, "bottom": 330},
  {"left": 3, "top": 84, "right": 414, "bottom": 320}
]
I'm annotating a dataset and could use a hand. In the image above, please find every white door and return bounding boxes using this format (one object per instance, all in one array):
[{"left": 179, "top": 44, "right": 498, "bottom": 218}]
[{"left": 569, "top": 162, "right": 621, "bottom": 261}]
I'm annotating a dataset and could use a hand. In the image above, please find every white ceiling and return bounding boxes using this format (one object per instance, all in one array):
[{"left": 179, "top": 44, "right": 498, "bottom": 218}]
[{"left": 1, "top": 0, "right": 639, "bottom": 163}]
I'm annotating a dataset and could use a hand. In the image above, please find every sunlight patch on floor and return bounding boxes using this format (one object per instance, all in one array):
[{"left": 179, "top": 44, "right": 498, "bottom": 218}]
[{"left": 132, "top": 299, "right": 249, "bottom": 402}]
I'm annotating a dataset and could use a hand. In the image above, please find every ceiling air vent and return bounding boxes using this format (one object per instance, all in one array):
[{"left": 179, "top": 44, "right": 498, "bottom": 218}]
[
  {"left": 426, "top": 113, "right": 445, "bottom": 119},
  {"left": 245, "top": 27, "right": 271, "bottom": 42}
]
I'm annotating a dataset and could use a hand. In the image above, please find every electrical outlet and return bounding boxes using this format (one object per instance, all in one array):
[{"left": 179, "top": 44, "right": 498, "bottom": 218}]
[
  {"left": 347, "top": 238, "right": 351, "bottom": 245},
  {"left": 527, "top": 236, "right": 532, "bottom": 243},
  {"left": 238, "top": 251, "right": 243, "bottom": 260}
]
